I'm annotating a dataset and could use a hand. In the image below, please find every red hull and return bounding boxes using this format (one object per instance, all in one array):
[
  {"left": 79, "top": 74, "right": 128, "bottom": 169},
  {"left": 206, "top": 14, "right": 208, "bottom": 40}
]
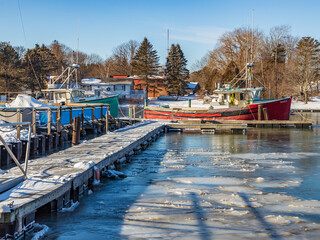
[{"left": 144, "top": 97, "right": 292, "bottom": 120}]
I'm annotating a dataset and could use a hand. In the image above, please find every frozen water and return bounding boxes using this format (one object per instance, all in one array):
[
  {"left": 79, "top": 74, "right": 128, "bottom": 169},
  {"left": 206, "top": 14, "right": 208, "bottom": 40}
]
[{"left": 39, "top": 127, "right": 320, "bottom": 239}]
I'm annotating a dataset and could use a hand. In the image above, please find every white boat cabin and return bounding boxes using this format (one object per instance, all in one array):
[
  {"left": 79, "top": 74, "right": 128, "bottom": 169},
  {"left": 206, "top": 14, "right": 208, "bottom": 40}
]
[
  {"left": 41, "top": 88, "right": 87, "bottom": 104},
  {"left": 211, "top": 85, "right": 263, "bottom": 108}
]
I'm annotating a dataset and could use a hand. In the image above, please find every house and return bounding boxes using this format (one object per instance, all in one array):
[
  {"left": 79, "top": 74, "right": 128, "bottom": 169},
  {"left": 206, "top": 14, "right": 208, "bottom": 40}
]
[
  {"left": 186, "top": 82, "right": 201, "bottom": 95},
  {"left": 133, "top": 75, "right": 168, "bottom": 98},
  {"left": 81, "top": 76, "right": 146, "bottom": 100}
]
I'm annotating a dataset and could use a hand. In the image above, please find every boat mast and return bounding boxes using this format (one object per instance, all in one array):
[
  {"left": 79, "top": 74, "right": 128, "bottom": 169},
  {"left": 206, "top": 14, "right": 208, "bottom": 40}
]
[{"left": 246, "top": 9, "right": 254, "bottom": 89}]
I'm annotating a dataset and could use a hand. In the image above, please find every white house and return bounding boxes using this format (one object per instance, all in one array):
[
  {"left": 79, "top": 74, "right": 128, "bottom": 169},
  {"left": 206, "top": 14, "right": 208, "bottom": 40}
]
[{"left": 81, "top": 77, "right": 145, "bottom": 100}]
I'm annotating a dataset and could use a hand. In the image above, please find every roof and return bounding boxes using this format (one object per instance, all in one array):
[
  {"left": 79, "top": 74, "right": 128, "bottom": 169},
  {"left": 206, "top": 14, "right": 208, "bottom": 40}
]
[
  {"left": 100, "top": 78, "right": 133, "bottom": 85},
  {"left": 132, "top": 75, "right": 166, "bottom": 80},
  {"left": 187, "top": 82, "right": 199, "bottom": 89},
  {"left": 81, "top": 78, "right": 133, "bottom": 85}
]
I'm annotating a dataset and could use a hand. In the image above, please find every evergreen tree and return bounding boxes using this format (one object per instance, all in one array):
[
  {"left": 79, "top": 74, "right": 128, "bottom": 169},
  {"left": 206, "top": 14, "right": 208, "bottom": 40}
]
[
  {"left": 295, "top": 37, "right": 320, "bottom": 103},
  {"left": 131, "top": 37, "right": 160, "bottom": 100},
  {"left": 0, "top": 42, "right": 21, "bottom": 93},
  {"left": 23, "top": 44, "right": 58, "bottom": 92},
  {"left": 165, "top": 44, "right": 189, "bottom": 96}
]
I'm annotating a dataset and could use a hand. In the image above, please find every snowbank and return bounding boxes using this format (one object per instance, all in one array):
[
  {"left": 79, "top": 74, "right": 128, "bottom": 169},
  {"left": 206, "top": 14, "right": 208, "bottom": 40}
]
[
  {"left": 291, "top": 97, "right": 320, "bottom": 110},
  {"left": 6, "top": 94, "right": 50, "bottom": 108},
  {"left": 73, "top": 161, "right": 95, "bottom": 169},
  {"left": 0, "top": 120, "right": 31, "bottom": 144}
]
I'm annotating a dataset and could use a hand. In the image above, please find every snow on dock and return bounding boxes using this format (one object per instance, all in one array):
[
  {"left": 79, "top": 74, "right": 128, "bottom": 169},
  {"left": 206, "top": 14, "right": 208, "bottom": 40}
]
[{"left": 0, "top": 120, "right": 164, "bottom": 238}]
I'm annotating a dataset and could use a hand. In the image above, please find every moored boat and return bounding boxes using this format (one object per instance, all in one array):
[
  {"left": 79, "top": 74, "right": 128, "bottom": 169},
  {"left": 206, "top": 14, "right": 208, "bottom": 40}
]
[
  {"left": 144, "top": 63, "right": 292, "bottom": 121},
  {"left": 41, "top": 88, "right": 119, "bottom": 117},
  {"left": 144, "top": 97, "right": 291, "bottom": 120}
]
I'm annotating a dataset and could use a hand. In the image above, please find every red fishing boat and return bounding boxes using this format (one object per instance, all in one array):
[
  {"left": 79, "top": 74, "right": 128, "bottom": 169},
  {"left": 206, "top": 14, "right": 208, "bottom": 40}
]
[{"left": 144, "top": 63, "right": 292, "bottom": 121}]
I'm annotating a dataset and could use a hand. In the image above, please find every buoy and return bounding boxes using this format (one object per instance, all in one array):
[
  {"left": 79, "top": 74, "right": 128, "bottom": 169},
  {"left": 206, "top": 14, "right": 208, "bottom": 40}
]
[{"left": 93, "top": 166, "right": 100, "bottom": 185}]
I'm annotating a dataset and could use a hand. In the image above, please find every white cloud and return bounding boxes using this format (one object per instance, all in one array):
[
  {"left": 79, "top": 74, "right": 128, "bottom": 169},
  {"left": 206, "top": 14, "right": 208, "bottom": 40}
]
[{"left": 167, "top": 26, "right": 230, "bottom": 44}]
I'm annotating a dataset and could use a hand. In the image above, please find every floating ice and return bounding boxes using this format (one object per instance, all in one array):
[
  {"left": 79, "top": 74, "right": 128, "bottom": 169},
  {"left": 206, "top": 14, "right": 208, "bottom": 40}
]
[
  {"left": 59, "top": 201, "right": 79, "bottom": 212},
  {"left": 31, "top": 223, "right": 49, "bottom": 240},
  {"left": 264, "top": 215, "right": 291, "bottom": 225},
  {"left": 256, "top": 177, "right": 264, "bottom": 182},
  {"left": 103, "top": 170, "right": 127, "bottom": 180}
]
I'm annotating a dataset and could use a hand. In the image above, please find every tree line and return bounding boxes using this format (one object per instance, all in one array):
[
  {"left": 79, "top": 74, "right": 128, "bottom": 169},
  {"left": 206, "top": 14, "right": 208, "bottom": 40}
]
[
  {"left": 0, "top": 38, "right": 189, "bottom": 97},
  {"left": 190, "top": 25, "right": 320, "bottom": 103}
]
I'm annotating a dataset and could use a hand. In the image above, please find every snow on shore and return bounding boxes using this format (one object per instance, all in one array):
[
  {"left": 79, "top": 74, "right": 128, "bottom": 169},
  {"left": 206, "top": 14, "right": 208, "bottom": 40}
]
[
  {"left": 291, "top": 97, "right": 320, "bottom": 110},
  {"left": 0, "top": 120, "right": 30, "bottom": 144}
]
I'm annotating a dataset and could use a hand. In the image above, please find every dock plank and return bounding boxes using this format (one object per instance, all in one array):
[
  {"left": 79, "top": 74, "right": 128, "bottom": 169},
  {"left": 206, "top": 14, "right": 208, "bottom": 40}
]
[{"left": 0, "top": 121, "right": 164, "bottom": 230}]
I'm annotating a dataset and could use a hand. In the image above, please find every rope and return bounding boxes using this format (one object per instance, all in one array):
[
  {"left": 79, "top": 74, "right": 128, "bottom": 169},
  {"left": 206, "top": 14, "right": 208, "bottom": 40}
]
[
  {"left": 37, "top": 110, "right": 49, "bottom": 116},
  {"left": 0, "top": 128, "right": 16, "bottom": 133},
  {"left": 0, "top": 111, "right": 19, "bottom": 118}
]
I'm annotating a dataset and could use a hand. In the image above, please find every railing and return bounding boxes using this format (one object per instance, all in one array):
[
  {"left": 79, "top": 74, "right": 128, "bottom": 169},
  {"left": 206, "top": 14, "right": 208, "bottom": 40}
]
[
  {"left": 0, "top": 122, "right": 31, "bottom": 177},
  {"left": 0, "top": 104, "right": 110, "bottom": 136}
]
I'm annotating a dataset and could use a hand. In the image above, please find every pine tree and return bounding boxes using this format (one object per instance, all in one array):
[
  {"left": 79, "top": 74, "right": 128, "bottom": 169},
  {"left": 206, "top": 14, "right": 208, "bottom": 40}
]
[
  {"left": 23, "top": 44, "right": 58, "bottom": 92},
  {"left": 165, "top": 44, "right": 189, "bottom": 96},
  {"left": 295, "top": 37, "right": 320, "bottom": 103},
  {"left": 131, "top": 37, "right": 160, "bottom": 100},
  {"left": 0, "top": 42, "right": 21, "bottom": 93}
]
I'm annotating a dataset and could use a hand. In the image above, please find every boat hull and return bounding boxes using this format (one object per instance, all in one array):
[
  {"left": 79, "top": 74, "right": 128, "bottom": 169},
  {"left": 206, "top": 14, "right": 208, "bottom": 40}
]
[
  {"left": 144, "top": 97, "right": 292, "bottom": 120},
  {"left": 77, "top": 95, "right": 119, "bottom": 118}
]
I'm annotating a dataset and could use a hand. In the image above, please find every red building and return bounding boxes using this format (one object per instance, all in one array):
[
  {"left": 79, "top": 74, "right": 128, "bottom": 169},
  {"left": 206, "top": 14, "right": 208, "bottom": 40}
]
[{"left": 133, "top": 76, "right": 168, "bottom": 98}]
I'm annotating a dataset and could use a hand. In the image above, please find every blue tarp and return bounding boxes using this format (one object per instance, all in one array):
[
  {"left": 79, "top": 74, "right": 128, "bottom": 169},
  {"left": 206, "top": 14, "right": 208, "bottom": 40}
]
[{"left": 39, "top": 107, "right": 108, "bottom": 126}]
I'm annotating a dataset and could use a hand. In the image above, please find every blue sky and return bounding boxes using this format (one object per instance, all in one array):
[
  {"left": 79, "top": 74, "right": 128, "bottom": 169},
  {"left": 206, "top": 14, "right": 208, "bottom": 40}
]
[{"left": 1, "top": 0, "right": 320, "bottom": 70}]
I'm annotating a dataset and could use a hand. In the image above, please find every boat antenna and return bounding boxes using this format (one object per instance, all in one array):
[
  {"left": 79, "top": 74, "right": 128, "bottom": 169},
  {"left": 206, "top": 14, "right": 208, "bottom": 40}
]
[
  {"left": 167, "top": 29, "right": 170, "bottom": 55},
  {"left": 74, "top": 20, "right": 80, "bottom": 88},
  {"left": 251, "top": 9, "right": 254, "bottom": 63},
  {"left": 18, "top": 0, "right": 42, "bottom": 90}
]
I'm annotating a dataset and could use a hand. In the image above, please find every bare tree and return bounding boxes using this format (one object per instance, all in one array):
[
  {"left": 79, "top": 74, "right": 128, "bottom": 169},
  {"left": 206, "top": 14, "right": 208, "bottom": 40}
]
[{"left": 110, "top": 40, "right": 139, "bottom": 75}]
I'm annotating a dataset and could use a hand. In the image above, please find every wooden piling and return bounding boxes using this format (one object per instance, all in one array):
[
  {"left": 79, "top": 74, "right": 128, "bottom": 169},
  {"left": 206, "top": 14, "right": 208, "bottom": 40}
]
[
  {"left": 57, "top": 107, "right": 62, "bottom": 133},
  {"left": 263, "top": 108, "right": 269, "bottom": 120},
  {"left": 133, "top": 105, "right": 136, "bottom": 120},
  {"left": 258, "top": 105, "right": 263, "bottom": 120},
  {"left": 32, "top": 108, "right": 36, "bottom": 136},
  {"left": 17, "top": 109, "right": 21, "bottom": 140},
  {"left": 105, "top": 111, "right": 109, "bottom": 133},
  {"left": 38, "top": 135, "right": 46, "bottom": 154},
  {"left": 69, "top": 108, "right": 72, "bottom": 126},
  {"left": 72, "top": 117, "right": 81, "bottom": 146},
  {"left": 47, "top": 108, "right": 52, "bottom": 135},
  {"left": 91, "top": 107, "right": 95, "bottom": 124}
]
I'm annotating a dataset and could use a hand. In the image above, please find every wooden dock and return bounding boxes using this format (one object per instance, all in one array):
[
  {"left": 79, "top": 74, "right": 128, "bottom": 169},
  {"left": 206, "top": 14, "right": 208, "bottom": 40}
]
[
  {"left": 0, "top": 121, "right": 165, "bottom": 238},
  {"left": 165, "top": 119, "right": 314, "bottom": 134}
]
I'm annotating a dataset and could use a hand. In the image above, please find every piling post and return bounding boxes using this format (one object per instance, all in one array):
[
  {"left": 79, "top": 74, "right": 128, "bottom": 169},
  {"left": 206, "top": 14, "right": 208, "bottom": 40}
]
[
  {"left": 32, "top": 108, "right": 36, "bottom": 135},
  {"left": 258, "top": 105, "right": 263, "bottom": 120},
  {"left": 47, "top": 107, "right": 52, "bottom": 135},
  {"left": 133, "top": 105, "right": 136, "bottom": 120},
  {"left": 105, "top": 111, "right": 109, "bottom": 133},
  {"left": 91, "top": 107, "right": 95, "bottom": 124},
  {"left": 57, "top": 106, "right": 62, "bottom": 133},
  {"left": 17, "top": 108, "right": 21, "bottom": 140},
  {"left": 129, "top": 106, "right": 132, "bottom": 119},
  {"left": 263, "top": 108, "right": 269, "bottom": 120},
  {"left": 100, "top": 105, "right": 103, "bottom": 121},
  {"left": 72, "top": 117, "right": 81, "bottom": 146},
  {"left": 69, "top": 107, "right": 73, "bottom": 127}
]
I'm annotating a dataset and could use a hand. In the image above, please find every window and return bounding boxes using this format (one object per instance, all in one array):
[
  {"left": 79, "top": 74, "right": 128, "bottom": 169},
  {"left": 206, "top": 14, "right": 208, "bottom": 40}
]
[{"left": 115, "top": 85, "right": 125, "bottom": 91}]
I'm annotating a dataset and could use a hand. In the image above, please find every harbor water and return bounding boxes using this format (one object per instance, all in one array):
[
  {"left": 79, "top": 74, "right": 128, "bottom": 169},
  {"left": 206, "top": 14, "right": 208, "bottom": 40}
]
[{"left": 35, "top": 113, "right": 320, "bottom": 239}]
